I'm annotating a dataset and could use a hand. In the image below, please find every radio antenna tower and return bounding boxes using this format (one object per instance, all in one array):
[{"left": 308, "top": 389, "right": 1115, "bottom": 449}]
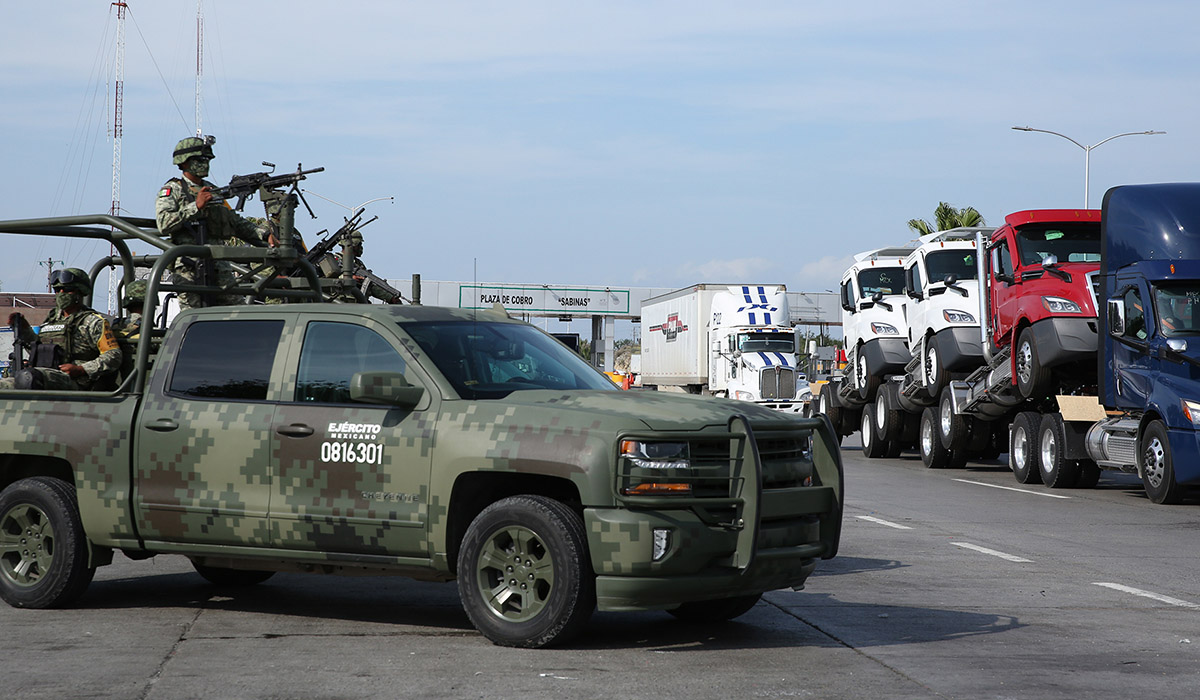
[
  {"left": 107, "top": 0, "right": 128, "bottom": 314},
  {"left": 194, "top": 0, "right": 203, "bottom": 135}
]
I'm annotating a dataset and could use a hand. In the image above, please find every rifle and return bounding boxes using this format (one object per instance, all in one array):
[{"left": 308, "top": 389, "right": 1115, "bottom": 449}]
[
  {"left": 212, "top": 162, "right": 324, "bottom": 212},
  {"left": 350, "top": 263, "right": 407, "bottom": 304},
  {"left": 7, "top": 313, "right": 28, "bottom": 376},
  {"left": 303, "top": 208, "right": 378, "bottom": 268}
]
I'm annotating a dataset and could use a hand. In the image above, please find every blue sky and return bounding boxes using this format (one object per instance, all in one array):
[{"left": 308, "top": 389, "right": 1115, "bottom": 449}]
[{"left": 1, "top": 1, "right": 1196, "bottom": 300}]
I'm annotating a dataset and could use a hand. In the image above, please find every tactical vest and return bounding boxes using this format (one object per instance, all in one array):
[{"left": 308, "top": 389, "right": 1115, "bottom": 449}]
[{"left": 37, "top": 310, "right": 101, "bottom": 365}]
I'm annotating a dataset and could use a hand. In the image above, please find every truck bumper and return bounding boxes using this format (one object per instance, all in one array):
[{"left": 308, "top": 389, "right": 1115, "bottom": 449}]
[
  {"left": 934, "top": 327, "right": 984, "bottom": 372},
  {"left": 861, "top": 337, "right": 909, "bottom": 377},
  {"left": 1030, "top": 317, "right": 1097, "bottom": 367},
  {"left": 1170, "top": 427, "right": 1200, "bottom": 486},
  {"left": 590, "top": 415, "right": 842, "bottom": 611}
]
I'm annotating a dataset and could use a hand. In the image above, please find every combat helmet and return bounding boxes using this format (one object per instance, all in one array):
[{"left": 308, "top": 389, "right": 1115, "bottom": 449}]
[
  {"left": 122, "top": 279, "right": 148, "bottom": 310},
  {"left": 172, "top": 135, "right": 216, "bottom": 166},
  {"left": 49, "top": 268, "right": 92, "bottom": 295}
]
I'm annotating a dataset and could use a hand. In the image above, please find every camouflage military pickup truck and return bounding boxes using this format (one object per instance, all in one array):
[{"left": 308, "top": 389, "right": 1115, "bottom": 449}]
[{"left": 0, "top": 215, "right": 842, "bottom": 648}]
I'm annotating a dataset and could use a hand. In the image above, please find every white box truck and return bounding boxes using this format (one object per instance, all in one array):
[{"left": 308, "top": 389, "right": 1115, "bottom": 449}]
[{"left": 640, "top": 284, "right": 808, "bottom": 412}]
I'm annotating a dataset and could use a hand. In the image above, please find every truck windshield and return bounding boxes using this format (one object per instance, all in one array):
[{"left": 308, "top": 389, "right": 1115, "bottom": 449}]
[
  {"left": 1015, "top": 222, "right": 1101, "bottom": 266},
  {"left": 924, "top": 250, "right": 978, "bottom": 282},
  {"left": 857, "top": 267, "right": 904, "bottom": 298},
  {"left": 399, "top": 320, "right": 618, "bottom": 399},
  {"left": 738, "top": 332, "right": 795, "bottom": 353},
  {"left": 1154, "top": 285, "right": 1200, "bottom": 337}
]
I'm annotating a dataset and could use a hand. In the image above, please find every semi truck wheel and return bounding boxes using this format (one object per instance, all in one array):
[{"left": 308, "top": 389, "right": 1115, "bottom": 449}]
[
  {"left": 861, "top": 404, "right": 887, "bottom": 459},
  {"left": 920, "top": 407, "right": 951, "bottom": 468},
  {"left": 855, "top": 352, "right": 879, "bottom": 400},
  {"left": 937, "top": 387, "right": 970, "bottom": 451},
  {"left": 874, "top": 390, "right": 902, "bottom": 443},
  {"left": 1140, "top": 421, "right": 1184, "bottom": 505},
  {"left": 924, "top": 341, "right": 946, "bottom": 397},
  {"left": 1009, "top": 412, "right": 1042, "bottom": 484},
  {"left": 0, "top": 477, "right": 96, "bottom": 609},
  {"left": 1015, "top": 328, "right": 1052, "bottom": 399},
  {"left": 668, "top": 593, "right": 761, "bottom": 622},
  {"left": 1038, "top": 413, "right": 1080, "bottom": 488},
  {"left": 458, "top": 495, "right": 595, "bottom": 648}
]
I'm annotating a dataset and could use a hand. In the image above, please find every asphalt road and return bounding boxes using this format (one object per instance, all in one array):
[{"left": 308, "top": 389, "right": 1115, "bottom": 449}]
[{"left": 5, "top": 439, "right": 1199, "bottom": 700}]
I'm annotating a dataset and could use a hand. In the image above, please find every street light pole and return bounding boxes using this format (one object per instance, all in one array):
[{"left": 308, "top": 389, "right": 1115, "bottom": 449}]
[{"left": 1011, "top": 126, "right": 1166, "bottom": 208}]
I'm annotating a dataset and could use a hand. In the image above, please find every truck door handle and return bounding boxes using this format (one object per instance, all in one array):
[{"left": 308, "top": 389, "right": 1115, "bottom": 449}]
[
  {"left": 145, "top": 418, "right": 179, "bottom": 432},
  {"left": 276, "top": 423, "right": 315, "bottom": 438}
]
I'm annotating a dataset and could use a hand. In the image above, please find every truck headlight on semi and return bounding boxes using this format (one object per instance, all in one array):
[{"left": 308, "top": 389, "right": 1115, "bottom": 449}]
[
  {"left": 1042, "top": 296, "right": 1082, "bottom": 314},
  {"left": 943, "top": 309, "right": 976, "bottom": 324},
  {"left": 734, "top": 390, "right": 756, "bottom": 401},
  {"left": 870, "top": 322, "right": 899, "bottom": 335},
  {"left": 1180, "top": 399, "right": 1200, "bottom": 428}
]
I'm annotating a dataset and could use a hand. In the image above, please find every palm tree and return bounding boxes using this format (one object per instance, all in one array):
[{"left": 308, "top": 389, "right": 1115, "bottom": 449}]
[{"left": 907, "top": 202, "right": 985, "bottom": 236}]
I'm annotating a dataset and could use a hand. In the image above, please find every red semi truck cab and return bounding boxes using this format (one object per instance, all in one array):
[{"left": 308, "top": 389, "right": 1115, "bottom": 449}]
[{"left": 986, "top": 209, "right": 1102, "bottom": 398}]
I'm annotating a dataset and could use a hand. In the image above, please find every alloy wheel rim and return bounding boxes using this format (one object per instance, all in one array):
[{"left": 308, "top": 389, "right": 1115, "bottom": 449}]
[
  {"left": 475, "top": 525, "right": 554, "bottom": 623},
  {"left": 1144, "top": 438, "right": 1166, "bottom": 488},
  {"left": 0, "top": 502, "right": 54, "bottom": 588},
  {"left": 1040, "top": 429, "right": 1057, "bottom": 476}
]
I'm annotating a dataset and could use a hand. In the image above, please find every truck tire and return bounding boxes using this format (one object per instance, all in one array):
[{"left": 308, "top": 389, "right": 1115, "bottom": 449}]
[
  {"left": 937, "top": 387, "right": 970, "bottom": 451},
  {"left": 192, "top": 562, "right": 275, "bottom": 586},
  {"left": 1038, "top": 413, "right": 1080, "bottom": 488},
  {"left": 457, "top": 495, "right": 595, "bottom": 648},
  {"left": 920, "top": 407, "right": 951, "bottom": 469},
  {"left": 0, "top": 477, "right": 96, "bottom": 609},
  {"left": 1015, "top": 328, "right": 1052, "bottom": 399},
  {"left": 668, "top": 593, "right": 761, "bottom": 622},
  {"left": 1009, "top": 412, "right": 1042, "bottom": 484},
  {"left": 861, "top": 404, "right": 887, "bottom": 459},
  {"left": 874, "top": 390, "right": 902, "bottom": 444},
  {"left": 1140, "top": 420, "right": 1184, "bottom": 505},
  {"left": 818, "top": 390, "right": 843, "bottom": 441},
  {"left": 924, "top": 340, "right": 946, "bottom": 397},
  {"left": 855, "top": 352, "right": 879, "bottom": 400}
]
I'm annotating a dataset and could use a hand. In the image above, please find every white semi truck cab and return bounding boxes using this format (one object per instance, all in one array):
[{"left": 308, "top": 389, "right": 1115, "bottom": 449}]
[{"left": 708, "top": 286, "right": 807, "bottom": 412}]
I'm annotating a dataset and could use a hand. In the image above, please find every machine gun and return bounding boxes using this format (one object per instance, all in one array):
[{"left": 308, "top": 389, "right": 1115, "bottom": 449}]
[
  {"left": 303, "top": 207, "right": 378, "bottom": 268},
  {"left": 212, "top": 162, "right": 324, "bottom": 212}
]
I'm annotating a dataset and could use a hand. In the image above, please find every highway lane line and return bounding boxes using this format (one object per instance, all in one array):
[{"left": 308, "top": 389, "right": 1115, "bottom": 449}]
[
  {"left": 855, "top": 515, "right": 913, "bottom": 530},
  {"left": 952, "top": 478, "right": 1073, "bottom": 499},
  {"left": 950, "top": 542, "right": 1032, "bottom": 563},
  {"left": 1093, "top": 582, "right": 1200, "bottom": 610}
]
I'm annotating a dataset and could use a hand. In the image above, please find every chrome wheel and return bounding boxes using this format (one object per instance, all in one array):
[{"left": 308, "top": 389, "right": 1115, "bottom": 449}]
[{"left": 1143, "top": 436, "right": 1167, "bottom": 489}]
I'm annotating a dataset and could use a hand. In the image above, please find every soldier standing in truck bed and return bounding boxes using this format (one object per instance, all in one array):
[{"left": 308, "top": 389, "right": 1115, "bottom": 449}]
[{"left": 155, "top": 136, "right": 268, "bottom": 308}]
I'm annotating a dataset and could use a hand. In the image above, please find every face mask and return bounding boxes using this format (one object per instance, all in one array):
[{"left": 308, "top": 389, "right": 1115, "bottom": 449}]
[
  {"left": 55, "top": 290, "right": 83, "bottom": 311},
  {"left": 186, "top": 158, "right": 210, "bottom": 179}
]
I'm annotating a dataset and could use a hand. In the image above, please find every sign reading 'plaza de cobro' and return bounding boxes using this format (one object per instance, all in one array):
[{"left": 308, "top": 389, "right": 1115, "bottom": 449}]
[{"left": 459, "top": 285, "right": 632, "bottom": 315}]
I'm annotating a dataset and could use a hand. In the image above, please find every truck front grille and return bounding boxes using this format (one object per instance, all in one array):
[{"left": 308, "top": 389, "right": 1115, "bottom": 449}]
[{"left": 760, "top": 367, "right": 797, "bottom": 399}]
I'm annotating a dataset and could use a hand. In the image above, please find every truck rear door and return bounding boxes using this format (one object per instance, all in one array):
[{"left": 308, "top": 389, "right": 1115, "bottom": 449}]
[{"left": 134, "top": 317, "right": 284, "bottom": 547}]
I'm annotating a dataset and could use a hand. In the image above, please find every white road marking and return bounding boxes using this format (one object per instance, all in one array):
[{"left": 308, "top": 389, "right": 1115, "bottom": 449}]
[
  {"left": 950, "top": 542, "right": 1032, "bottom": 563},
  {"left": 855, "top": 515, "right": 913, "bottom": 530},
  {"left": 953, "top": 478, "right": 1072, "bottom": 499},
  {"left": 1093, "top": 582, "right": 1200, "bottom": 610}
]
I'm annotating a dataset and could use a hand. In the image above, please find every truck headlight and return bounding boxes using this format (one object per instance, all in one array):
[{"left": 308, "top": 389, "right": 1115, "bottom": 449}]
[
  {"left": 1181, "top": 399, "right": 1200, "bottom": 427},
  {"left": 620, "top": 440, "right": 690, "bottom": 470},
  {"left": 1042, "top": 296, "right": 1081, "bottom": 313},
  {"left": 734, "top": 390, "right": 756, "bottom": 401},
  {"left": 943, "top": 309, "right": 976, "bottom": 324},
  {"left": 870, "top": 322, "right": 899, "bottom": 335}
]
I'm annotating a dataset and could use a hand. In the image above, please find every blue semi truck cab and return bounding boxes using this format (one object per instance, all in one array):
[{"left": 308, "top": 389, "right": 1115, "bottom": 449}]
[{"left": 1084, "top": 183, "right": 1200, "bottom": 503}]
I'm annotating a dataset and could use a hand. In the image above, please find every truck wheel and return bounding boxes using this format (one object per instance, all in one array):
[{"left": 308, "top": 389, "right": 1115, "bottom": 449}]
[
  {"left": 668, "top": 593, "right": 761, "bottom": 622},
  {"left": 938, "top": 387, "right": 970, "bottom": 451},
  {"left": 924, "top": 341, "right": 946, "bottom": 397},
  {"left": 1140, "top": 421, "right": 1184, "bottom": 505},
  {"left": 855, "top": 352, "right": 879, "bottom": 400},
  {"left": 1038, "top": 413, "right": 1080, "bottom": 488},
  {"left": 0, "top": 477, "right": 96, "bottom": 609},
  {"left": 861, "top": 404, "right": 887, "bottom": 458},
  {"left": 1009, "top": 412, "right": 1042, "bottom": 484},
  {"left": 818, "top": 390, "right": 843, "bottom": 438},
  {"left": 874, "top": 390, "right": 902, "bottom": 443},
  {"left": 192, "top": 562, "right": 275, "bottom": 586},
  {"left": 1015, "top": 328, "right": 1052, "bottom": 399},
  {"left": 457, "top": 495, "right": 595, "bottom": 648},
  {"left": 920, "top": 407, "right": 951, "bottom": 468}
]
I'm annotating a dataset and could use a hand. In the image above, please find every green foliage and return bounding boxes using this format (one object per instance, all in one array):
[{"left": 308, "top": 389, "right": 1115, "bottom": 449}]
[{"left": 908, "top": 202, "right": 986, "bottom": 236}]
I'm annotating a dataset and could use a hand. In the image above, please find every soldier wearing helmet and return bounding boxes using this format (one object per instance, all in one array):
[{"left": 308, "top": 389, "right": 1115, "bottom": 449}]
[
  {"left": 326, "top": 229, "right": 401, "bottom": 304},
  {"left": 1, "top": 268, "right": 122, "bottom": 391},
  {"left": 155, "top": 135, "right": 268, "bottom": 308}
]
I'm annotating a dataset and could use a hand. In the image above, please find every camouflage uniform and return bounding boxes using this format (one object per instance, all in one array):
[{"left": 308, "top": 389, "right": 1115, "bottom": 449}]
[
  {"left": 113, "top": 280, "right": 146, "bottom": 379},
  {"left": 156, "top": 176, "right": 267, "bottom": 308},
  {"left": 0, "top": 307, "right": 122, "bottom": 391}
]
